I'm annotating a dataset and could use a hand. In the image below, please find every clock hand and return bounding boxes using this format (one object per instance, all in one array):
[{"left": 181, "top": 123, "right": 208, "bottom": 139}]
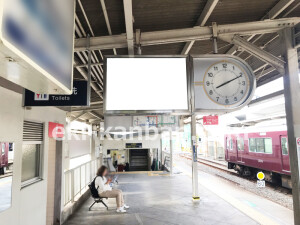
[{"left": 216, "top": 75, "right": 242, "bottom": 89}]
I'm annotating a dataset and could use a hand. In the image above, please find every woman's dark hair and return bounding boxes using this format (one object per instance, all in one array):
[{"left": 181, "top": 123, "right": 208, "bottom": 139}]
[{"left": 97, "top": 165, "right": 108, "bottom": 177}]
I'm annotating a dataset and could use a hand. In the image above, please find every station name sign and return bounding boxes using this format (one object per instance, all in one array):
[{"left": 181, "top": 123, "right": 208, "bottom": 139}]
[{"left": 23, "top": 81, "right": 89, "bottom": 107}]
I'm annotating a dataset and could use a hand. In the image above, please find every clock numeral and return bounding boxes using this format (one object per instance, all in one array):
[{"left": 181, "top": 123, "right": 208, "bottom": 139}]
[
  {"left": 216, "top": 97, "right": 219, "bottom": 102},
  {"left": 206, "top": 81, "right": 210, "bottom": 86},
  {"left": 232, "top": 66, "right": 235, "bottom": 70},
  {"left": 223, "top": 63, "right": 227, "bottom": 68},
  {"left": 225, "top": 98, "right": 229, "bottom": 104},
  {"left": 209, "top": 90, "right": 213, "bottom": 95},
  {"left": 240, "top": 90, "right": 244, "bottom": 94},
  {"left": 234, "top": 97, "right": 237, "bottom": 101},
  {"left": 214, "top": 66, "right": 218, "bottom": 71},
  {"left": 208, "top": 72, "right": 213, "bottom": 77},
  {"left": 239, "top": 72, "right": 243, "bottom": 76}
]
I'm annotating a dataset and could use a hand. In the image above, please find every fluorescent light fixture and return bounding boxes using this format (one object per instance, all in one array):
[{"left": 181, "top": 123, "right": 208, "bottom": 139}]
[{"left": 106, "top": 58, "right": 188, "bottom": 111}]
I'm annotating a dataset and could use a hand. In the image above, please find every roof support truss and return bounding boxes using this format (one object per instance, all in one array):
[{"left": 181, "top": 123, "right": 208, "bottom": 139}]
[
  {"left": 226, "top": 0, "right": 295, "bottom": 54},
  {"left": 100, "top": 0, "right": 117, "bottom": 55},
  {"left": 123, "top": 0, "right": 134, "bottom": 55},
  {"left": 181, "top": 0, "right": 219, "bottom": 55},
  {"left": 70, "top": 111, "right": 89, "bottom": 122},
  {"left": 221, "top": 35, "right": 285, "bottom": 74},
  {"left": 75, "top": 17, "right": 300, "bottom": 52}
]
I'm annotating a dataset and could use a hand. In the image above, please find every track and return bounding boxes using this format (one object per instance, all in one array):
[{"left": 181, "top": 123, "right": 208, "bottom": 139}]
[{"left": 180, "top": 154, "right": 292, "bottom": 195}]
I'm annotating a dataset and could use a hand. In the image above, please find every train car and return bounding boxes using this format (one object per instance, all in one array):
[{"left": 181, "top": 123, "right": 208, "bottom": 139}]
[
  {"left": 225, "top": 130, "right": 291, "bottom": 188},
  {"left": 0, "top": 142, "right": 9, "bottom": 175}
]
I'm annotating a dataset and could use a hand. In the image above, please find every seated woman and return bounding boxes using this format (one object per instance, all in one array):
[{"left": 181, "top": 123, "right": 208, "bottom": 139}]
[{"left": 95, "top": 165, "right": 129, "bottom": 213}]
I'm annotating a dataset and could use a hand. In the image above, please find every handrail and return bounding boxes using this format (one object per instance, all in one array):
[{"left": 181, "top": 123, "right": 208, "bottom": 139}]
[{"left": 63, "top": 158, "right": 101, "bottom": 206}]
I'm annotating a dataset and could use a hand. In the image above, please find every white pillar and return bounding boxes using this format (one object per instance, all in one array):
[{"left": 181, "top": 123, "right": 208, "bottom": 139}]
[
  {"left": 191, "top": 114, "right": 199, "bottom": 200},
  {"left": 169, "top": 130, "right": 173, "bottom": 175},
  {"left": 279, "top": 27, "right": 300, "bottom": 225}
]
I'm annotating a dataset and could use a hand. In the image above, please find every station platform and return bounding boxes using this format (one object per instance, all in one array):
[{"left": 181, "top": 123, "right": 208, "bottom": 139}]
[{"left": 64, "top": 172, "right": 259, "bottom": 225}]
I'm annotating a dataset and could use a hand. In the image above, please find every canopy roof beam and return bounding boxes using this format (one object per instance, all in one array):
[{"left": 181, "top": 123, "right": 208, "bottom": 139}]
[
  {"left": 221, "top": 35, "right": 285, "bottom": 74},
  {"left": 181, "top": 0, "right": 219, "bottom": 55},
  {"left": 75, "top": 17, "right": 300, "bottom": 51},
  {"left": 123, "top": 0, "right": 134, "bottom": 55}
]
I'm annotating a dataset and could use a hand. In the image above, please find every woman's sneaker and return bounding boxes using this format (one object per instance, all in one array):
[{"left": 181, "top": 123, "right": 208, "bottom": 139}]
[
  {"left": 116, "top": 208, "right": 127, "bottom": 213},
  {"left": 123, "top": 204, "right": 130, "bottom": 209}
]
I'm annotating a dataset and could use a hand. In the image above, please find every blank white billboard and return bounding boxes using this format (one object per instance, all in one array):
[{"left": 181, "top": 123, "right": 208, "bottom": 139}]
[{"left": 106, "top": 58, "right": 188, "bottom": 111}]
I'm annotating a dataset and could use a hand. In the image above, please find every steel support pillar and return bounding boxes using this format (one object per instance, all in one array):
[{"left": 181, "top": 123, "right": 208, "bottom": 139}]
[
  {"left": 279, "top": 27, "right": 300, "bottom": 225},
  {"left": 169, "top": 131, "right": 173, "bottom": 175},
  {"left": 87, "top": 35, "right": 92, "bottom": 106},
  {"left": 191, "top": 114, "right": 199, "bottom": 200}
]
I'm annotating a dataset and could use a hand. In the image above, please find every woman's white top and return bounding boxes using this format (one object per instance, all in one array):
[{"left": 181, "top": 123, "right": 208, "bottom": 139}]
[{"left": 95, "top": 176, "right": 112, "bottom": 194}]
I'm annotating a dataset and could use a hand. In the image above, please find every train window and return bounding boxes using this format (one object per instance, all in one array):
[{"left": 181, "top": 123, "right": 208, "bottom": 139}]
[
  {"left": 256, "top": 139, "right": 265, "bottom": 153},
  {"left": 264, "top": 139, "right": 272, "bottom": 154},
  {"left": 249, "top": 139, "right": 256, "bottom": 152},
  {"left": 237, "top": 138, "right": 244, "bottom": 151},
  {"left": 1, "top": 143, "right": 5, "bottom": 154},
  {"left": 227, "top": 138, "right": 233, "bottom": 150},
  {"left": 249, "top": 138, "right": 272, "bottom": 154},
  {"left": 281, "top": 137, "right": 288, "bottom": 155}
]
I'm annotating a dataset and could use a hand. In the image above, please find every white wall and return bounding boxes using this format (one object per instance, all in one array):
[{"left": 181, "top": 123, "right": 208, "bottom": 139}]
[
  {"left": 0, "top": 86, "right": 66, "bottom": 225},
  {"left": 68, "top": 134, "right": 91, "bottom": 158}
]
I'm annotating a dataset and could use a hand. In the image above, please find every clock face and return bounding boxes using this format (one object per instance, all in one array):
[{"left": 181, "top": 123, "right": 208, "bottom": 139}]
[{"left": 203, "top": 61, "right": 250, "bottom": 106}]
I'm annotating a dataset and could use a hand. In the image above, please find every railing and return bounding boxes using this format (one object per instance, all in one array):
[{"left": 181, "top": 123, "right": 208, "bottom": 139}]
[
  {"left": 64, "top": 158, "right": 101, "bottom": 206},
  {"left": 162, "top": 151, "right": 171, "bottom": 171}
]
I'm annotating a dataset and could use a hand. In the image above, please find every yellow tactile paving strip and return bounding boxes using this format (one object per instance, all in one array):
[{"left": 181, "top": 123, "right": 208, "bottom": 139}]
[
  {"left": 111, "top": 171, "right": 168, "bottom": 176},
  {"left": 184, "top": 172, "right": 279, "bottom": 225}
]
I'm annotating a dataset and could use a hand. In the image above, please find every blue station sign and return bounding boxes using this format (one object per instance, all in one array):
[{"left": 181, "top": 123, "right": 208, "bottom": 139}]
[{"left": 23, "top": 81, "right": 89, "bottom": 107}]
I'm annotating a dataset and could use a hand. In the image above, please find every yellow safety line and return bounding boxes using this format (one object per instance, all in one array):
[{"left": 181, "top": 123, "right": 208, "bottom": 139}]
[
  {"left": 184, "top": 172, "right": 279, "bottom": 225},
  {"left": 111, "top": 171, "right": 164, "bottom": 175}
]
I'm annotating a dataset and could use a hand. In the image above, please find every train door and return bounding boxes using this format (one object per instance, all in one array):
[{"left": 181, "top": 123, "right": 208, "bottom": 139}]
[
  {"left": 280, "top": 136, "right": 290, "bottom": 172},
  {"left": 236, "top": 137, "right": 244, "bottom": 163},
  {"left": 225, "top": 137, "right": 230, "bottom": 161}
]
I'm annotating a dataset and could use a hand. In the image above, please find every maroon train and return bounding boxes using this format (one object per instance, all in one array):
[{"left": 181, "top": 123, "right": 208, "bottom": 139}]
[
  {"left": 0, "top": 142, "right": 9, "bottom": 175},
  {"left": 225, "top": 130, "right": 291, "bottom": 188}
]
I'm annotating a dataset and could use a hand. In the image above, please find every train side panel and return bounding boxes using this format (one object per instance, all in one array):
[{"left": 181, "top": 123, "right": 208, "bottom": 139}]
[{"left": 225, "top": 131, "right": 290, "bottom": 176}]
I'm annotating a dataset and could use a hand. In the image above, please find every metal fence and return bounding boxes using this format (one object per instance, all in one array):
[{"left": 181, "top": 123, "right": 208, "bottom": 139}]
[{"left": 64, "top": 158, "right": 101, "bottom": 206}]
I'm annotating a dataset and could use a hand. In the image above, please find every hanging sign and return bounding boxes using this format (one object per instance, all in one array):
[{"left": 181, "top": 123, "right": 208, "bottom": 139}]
[
  {"left": 23, "top": 81, "right": 89, "bottom": 106},
  {"left": 125, "top": 143, "right": 142, "bottom": 148},
  {"left": 203, "top": 115, "right": 219, "bottom": 125},
  {"left": 0, "top": 0, "right": 75, "bottom": 94}
]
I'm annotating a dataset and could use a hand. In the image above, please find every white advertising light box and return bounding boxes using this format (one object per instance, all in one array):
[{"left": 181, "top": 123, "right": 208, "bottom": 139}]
[
  {"left": 0, "top": 0, "right": 75, "bottom": 94},
  {"left": 105, "top": 57, "right": 189, "bottom": 114}
]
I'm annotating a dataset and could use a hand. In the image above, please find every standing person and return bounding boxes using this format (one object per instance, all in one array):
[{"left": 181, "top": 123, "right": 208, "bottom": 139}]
[
  {"left": 113, "top": 153, "right": 118, "bottom": 168},
  {"left": 95, "top": 165, "right": 129, "bottom": 213}
]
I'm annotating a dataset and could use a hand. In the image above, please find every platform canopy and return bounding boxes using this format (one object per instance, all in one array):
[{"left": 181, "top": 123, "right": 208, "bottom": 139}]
[{"left": 65, "top": 0, "right": 300, "bottom": 124}]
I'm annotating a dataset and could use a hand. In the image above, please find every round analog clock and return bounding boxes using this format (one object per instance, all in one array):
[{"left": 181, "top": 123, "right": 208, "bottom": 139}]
[{"left": 203, "top": 61, "right": 251, "bottom": 106}]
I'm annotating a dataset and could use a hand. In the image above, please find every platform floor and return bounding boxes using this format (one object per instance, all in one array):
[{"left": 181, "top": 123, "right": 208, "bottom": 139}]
[{"left": 64, "top": 172, "right": 259, "bottom": 225}]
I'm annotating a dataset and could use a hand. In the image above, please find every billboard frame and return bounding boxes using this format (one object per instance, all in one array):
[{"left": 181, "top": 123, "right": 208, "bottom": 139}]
[{"left": 103, "top": 55, "right": 191, "bottom": 116}]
